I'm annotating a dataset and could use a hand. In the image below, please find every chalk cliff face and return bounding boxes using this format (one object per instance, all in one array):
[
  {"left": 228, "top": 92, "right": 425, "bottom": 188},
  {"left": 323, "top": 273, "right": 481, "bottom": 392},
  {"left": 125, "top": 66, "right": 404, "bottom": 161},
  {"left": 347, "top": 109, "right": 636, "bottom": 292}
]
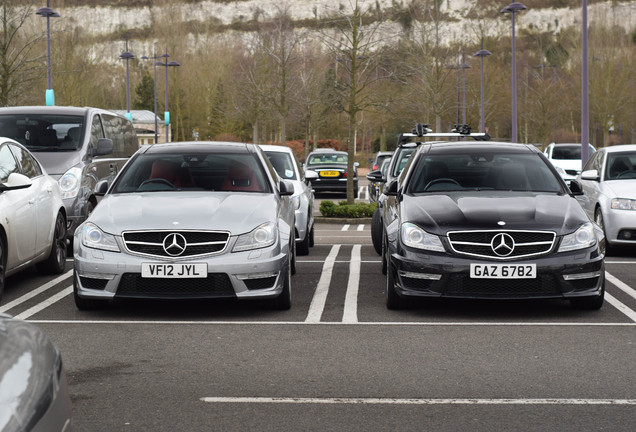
[{"left": 25, "top": 1, "right": 636, "bottom": 60}]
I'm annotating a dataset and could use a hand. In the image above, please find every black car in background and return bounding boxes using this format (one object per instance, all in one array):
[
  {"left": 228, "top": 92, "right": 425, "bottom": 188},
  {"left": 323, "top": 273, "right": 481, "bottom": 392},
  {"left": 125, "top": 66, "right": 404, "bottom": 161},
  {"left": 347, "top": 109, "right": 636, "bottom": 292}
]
[
  {"left": 304, "top": 149, "right": 358, "bottom": 198},
  {"left": 368, "top": 151, "right": 394, "bottom": 202},
  {"left": 381, "top": 136, "right": 605, "bottom": 310}
]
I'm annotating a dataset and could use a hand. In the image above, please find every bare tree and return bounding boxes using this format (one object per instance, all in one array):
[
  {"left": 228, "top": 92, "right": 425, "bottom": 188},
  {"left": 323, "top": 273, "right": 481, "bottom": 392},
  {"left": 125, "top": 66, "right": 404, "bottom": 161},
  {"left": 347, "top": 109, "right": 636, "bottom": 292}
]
[{"left": 0, "top": 1, "right": 44, "bottom": 106}]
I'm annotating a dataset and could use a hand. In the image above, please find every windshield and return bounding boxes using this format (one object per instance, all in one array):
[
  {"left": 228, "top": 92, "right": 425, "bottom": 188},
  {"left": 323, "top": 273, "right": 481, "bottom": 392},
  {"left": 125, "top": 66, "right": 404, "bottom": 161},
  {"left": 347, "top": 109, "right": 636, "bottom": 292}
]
[
  {"left": 264, "top": 151, "right": 297, "bottom": 180},
  {"left": 307, "top": 152, "right": 347, "bottom": 167},
  {"left": 551, "top": 145, "right": 594, "bottom": 160},
  {"left": 0, "top": 114, "right": 84, "bottom": 152},
  {"left": 112, "top": 152, "right": 271, "bottom": 193},
  {"left": 605, "top": 152, "right": 636, "bottom": 180},
  {"left": 407, "top": 152, "right": 563, "bottom": 194}
]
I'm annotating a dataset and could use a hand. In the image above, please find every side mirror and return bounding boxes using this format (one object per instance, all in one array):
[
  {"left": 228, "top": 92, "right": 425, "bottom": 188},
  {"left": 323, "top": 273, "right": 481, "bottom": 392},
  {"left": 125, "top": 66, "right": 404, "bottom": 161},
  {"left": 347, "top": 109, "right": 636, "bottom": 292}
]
[
  {"left": 305, "top": 170, "right": 318, "bottom": 185},
  {"left": 353, "top": 161, "right": 360, "bottom": 168},
  {"left": 0, "top": 173, "right": 32, "bottom": 192},
  {"left": 366, "top": 169, "right": 385, "bottom": 183},
  {"left": 95, "top": 179, "right": 109, "bottom": 196},
  {"left": 96, "top": 138, "right": 114, "bottom": 156},
  {"left": 568, "top": 180, "right": 584, "bottom": 196},
  {"left": 385, "top": 180, "right": 399, "bottom": 196},
  {"left": 279, "top": 179, "right": 294, "bottom": 196},
  {"left": 580, "top": 169, "right": 599, "bottom": 181}
]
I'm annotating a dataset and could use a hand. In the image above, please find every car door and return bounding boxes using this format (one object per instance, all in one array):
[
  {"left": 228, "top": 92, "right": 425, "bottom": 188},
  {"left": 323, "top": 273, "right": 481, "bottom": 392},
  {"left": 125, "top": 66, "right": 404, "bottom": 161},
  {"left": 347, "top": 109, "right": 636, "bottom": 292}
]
[
  {"left": 578, "top": 150, "right": 604, "bottom": 220},
  {"left": 0, "top": 143, "right": 37, "bottom": 265},
  {"left": 9, "top": 143, "right": 52, "bottom": 255}
]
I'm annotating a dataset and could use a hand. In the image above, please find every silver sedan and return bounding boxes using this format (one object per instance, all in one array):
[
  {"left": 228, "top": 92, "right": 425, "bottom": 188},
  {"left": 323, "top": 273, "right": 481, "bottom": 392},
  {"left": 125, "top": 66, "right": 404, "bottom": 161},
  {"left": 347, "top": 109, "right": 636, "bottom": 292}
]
[
  {"left": 576, "top": 144, "right": 636, "bottom": 249},
  {"left": 73, "top": 141, "right": 296, "bottom": 310}
]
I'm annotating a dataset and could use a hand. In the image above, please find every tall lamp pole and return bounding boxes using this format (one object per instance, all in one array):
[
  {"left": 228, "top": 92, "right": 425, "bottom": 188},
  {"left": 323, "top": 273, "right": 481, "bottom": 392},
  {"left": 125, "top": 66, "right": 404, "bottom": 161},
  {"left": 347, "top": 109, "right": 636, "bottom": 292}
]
[
  {"left": 156, "top": 50, "right": 180, "bottom": 143},
  {"left": 119, "top": 40, "right": 135, "bottom": 122},
  {"left": 141, "top": 49, "right": 166, "bottom": 144},
  {"left": 446, "top": 55, "right": 470, "bottom": 127},
  {"left": 36, "top": 0, "right": 60, "bottom": 106},
  {"left": 581, "top": 0, "right": 590, "bottom": 166},
  {"left": 501, "top": 2, "right": 527, "bottom": 143},
  {"left": 473, "top": 44, "right": 492, "bottom": 133}
]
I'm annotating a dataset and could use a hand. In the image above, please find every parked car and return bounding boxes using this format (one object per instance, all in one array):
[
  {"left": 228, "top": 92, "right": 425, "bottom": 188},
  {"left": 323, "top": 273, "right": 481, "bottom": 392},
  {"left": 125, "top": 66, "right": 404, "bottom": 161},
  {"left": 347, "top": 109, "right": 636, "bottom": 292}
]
[
  {"left": 0, "top": 313, "right": 74, "bottom": 431},
  {"left": 0, "top": 138, "right": 67, "bottom": 301},
  {"left": 367, "top": 125, "right": 490, "bottom": 255},
  {"left": 381, "top": 137, "right": 605, "bottom": 310},
  {"left": 575, "top": 144, "right": 636, "bottom": 251},
  {"left": 368, "top": 151, "right": 393, "bottom": 202},
  {"left": 0, "top": 106, "right": 139, "bottom": 240},
  {"left": 73, "top": 141, "right": 296, "bottom": 310},
  {"left": 260, "top": 145, "right": 315, "bottom": 255},
  {"left": 544, "top": 142, "right": 596, "bottom": 183},
  {"left": 303, "top": 148, "right": 358, "bottom": 198}
]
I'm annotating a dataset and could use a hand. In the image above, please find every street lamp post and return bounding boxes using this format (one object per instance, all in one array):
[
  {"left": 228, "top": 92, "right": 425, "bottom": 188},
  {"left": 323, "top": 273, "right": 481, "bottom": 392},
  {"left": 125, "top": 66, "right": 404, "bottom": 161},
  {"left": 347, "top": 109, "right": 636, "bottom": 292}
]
[
  {"left": 473, "top": 45, "right": 492, "bottom": 133},
  {"left": 119, "top": 40, "right": 135, "bottom": 122},
  {"left": 36, "top": 0, "right": 60, "bottom": 106},
  {"left": 581, "top": 0, "right": 590, "bottom": 166},
  {"left": 141, "top": 49, "right": 167, "bottom": 144},
  {"left": 155, "top": 50, "right": 180, "bottom": 143},
  {"left": 501, "top": 1, "right": 527, "bottom": 143},
  {"left": 446, "top": 55, "right": 470, "bottom": 127}
]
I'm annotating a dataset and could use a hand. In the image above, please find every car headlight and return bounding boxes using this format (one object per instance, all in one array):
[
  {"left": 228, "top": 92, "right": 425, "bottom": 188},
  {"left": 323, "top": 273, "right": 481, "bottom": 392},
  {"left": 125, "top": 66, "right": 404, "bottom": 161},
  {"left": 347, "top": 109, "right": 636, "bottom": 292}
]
[
  {"left": 59, "top": 167, "right": 82, "bottom": 199},
  {"left": 80, "top": 222, "right": 120, "bottom": 252},
  {"left": 400, "top": 222, "right": 445, "bottom": 252},
  {"left": 611, "top": 198, "right": 636, "bottom": 210},
  {"left": 558, "top": 222, "right": 597, "bottom": 252},
  {"left": 233, "top": 221, "right": 277, "bottom": 252}
]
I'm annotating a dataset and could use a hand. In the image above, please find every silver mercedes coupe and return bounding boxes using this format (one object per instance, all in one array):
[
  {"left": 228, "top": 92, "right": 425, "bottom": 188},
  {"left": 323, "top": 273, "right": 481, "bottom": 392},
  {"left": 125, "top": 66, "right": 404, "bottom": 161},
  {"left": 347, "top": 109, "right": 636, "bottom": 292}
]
[{"left": 72, "top": 141, "right": 295, "bottom": 310}]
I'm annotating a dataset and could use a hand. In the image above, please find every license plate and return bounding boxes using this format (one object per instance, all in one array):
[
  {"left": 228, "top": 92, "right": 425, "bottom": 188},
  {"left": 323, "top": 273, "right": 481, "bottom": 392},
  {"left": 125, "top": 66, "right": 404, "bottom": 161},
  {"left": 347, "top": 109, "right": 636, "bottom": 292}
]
[
  {"left": 141, "top": 263, "right": 207, "bottom": 278},
  {"left": 319, "top": 171, "right": 340, "bottom": 177},
  {"left": 470, "top": 263, "right": 536, "bottom": 279}
]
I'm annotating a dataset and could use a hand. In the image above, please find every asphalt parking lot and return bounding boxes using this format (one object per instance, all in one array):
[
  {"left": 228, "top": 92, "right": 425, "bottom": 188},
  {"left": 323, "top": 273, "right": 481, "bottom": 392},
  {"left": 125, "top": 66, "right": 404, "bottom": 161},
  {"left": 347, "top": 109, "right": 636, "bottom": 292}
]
[{"left": 2, "top": 218, "right": 636, "bottom": 431}]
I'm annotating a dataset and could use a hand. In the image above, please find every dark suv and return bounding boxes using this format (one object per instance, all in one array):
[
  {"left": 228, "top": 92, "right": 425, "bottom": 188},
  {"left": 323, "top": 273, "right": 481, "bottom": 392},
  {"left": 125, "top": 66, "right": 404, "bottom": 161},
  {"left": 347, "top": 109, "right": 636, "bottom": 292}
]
[{"left": 381, "top": 135, "right": 605, "bottom": 310}]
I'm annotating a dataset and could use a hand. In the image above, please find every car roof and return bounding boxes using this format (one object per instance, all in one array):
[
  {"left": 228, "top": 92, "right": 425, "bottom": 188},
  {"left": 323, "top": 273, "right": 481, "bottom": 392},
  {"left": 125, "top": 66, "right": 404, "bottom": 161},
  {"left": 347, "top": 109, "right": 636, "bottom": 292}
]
[
  {"left": 0, "top": 105, "right": 116, "bottom": 117},
  {"left": 259, "top": 144, "right": 293, "bottom": 153},
  {"left": 308, "top": 148, "right": 346, "bottom": 154},
  {"left": 141, "top": 141, "right": 255, "bottom": 155},
  {"left": 604, "top": 144, "right": 636, "bottom": 153},
  {"left": 422, "top": 141, "right": 541, "bottom": 155}
]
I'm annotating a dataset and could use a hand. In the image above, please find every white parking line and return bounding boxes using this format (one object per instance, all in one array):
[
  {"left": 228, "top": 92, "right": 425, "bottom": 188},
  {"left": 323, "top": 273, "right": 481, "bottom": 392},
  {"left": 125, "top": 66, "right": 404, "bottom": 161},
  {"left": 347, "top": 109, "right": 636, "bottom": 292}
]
[
  {"left": 0, "top": 270, "right": 72, "bottom": 313},
  {"left": 305, "top": 245, "right": 340, "bottom": 323},
  {"left": 604, "top": 293, "right": 636, "bottom": 323},
  {"left": 14, "top": 286, "right": 73, "bottom": 320},
  {"left": 200, "top": 396, "right": 636, "bottom": 405},
  {"left": 341, "top": 225, "right": 350, "bottom": 231},
  {"left": 606, "top": 272, "right": 636, "bottom": 302},
  {"left": 357, "top": 224, "right": 364, "bottom": 231},
  {"left": 342, "top": 245, "right": 361, "bottom": 323}
]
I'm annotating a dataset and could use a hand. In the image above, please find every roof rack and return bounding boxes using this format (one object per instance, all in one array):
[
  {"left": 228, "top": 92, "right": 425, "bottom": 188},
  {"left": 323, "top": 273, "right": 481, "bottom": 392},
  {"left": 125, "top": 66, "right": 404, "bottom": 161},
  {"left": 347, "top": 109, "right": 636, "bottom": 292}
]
[{"left": 397, "top": 123, "right": 491, "bottom": 144}]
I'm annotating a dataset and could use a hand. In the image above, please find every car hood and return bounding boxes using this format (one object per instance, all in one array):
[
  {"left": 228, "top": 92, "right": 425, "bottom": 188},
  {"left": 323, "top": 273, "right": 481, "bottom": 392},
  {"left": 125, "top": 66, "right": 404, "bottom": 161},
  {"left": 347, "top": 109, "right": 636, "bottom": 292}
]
[
  {"left": 29, "top": 150, "right": 82, "bottom": 178},
  {"left": 88, "top": 192, "right": 279, "bottom": 236},
  {"left": 550, "top": 159, "right": 582, "bottom": 171},
  {"left": 602, "top": 180, "right": 636, "bottom": 198},
  {"left": 402, "top": 192, "right": 588, "bottom": 236}
]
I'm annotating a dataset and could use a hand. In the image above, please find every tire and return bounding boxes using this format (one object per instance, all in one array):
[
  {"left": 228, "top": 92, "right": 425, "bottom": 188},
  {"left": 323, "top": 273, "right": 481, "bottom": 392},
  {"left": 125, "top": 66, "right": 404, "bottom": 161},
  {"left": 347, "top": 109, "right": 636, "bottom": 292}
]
[
  {"left": 371, "top": 209, "right": 382, "bottom": 255},
  {"left": 297, "top": 222, "right": 311, "bottom": 256},
  {"left": 595, "top": 207, "right": 613, "bottom": 254},
  {"left": 571, "top": 274, "right": 605, "bottom": 310},
  {"left": 381, "top": 235, "right": 388, "bottom": 275},
  {"left": 269, "top": 251, "right": 292, "bottom": 310},
  {"left": 308, "top": 224, "right": 315, "bottom": 247},
  {"left": 0, "top": 236, "right": 6, "bottom": 302},
  {"left": 386, "top": 263, "right": 405, "bottom": 310},
  {"left": 73, "top": 273, "right": 108, "bottom": 310},
  {"left": 36, "top": 212, "right": 67, "bottom": 275}
]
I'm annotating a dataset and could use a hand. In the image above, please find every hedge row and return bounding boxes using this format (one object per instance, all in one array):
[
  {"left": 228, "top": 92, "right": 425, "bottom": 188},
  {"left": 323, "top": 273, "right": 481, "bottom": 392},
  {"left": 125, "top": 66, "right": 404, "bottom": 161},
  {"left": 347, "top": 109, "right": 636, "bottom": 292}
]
[{"left": 319, "top": 200, "right": 378, "bottom": 218}]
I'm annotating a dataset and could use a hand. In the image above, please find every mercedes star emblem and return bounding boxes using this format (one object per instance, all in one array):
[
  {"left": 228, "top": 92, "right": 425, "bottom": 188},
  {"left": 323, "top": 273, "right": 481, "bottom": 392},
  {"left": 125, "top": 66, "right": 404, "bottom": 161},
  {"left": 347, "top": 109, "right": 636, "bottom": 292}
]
[
  {"left": 163, "top": 233, "right": 187, "bottom": 256},
  {"left": 491, "top": 233, "right": 515, "bottom": 257}
]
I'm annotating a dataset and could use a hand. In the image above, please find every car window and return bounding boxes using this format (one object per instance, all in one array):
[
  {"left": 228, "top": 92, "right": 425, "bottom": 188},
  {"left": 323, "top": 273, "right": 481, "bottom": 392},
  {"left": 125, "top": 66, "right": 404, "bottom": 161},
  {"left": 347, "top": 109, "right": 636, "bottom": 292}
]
[
  {"left": 551, "top": 145, "right": 581, "bottom": 160},
  {"left": 9, "top": 143, "right": 43, "bottom": 178},
  {"left": 0, "top": 144, "right": 20, "bottom": 183},
  {"left": 605, "top": 152, "right": 636, "bottom": 180},
  {"left": 112, "top": 152, "right": 271, "bottom": 193},
  {"left": 0, "top": 114, "right": 84, "bottom": 152},
  {"left": 307, "top": 153, "right": 347, "bottom": 166},
  {"left": 407, "top": 152, "right": 563, "bottom": 193},
  {"left": 90, "top": 114, "right": 105, "bottom": 150},
  {"left": 265, "top": 151, "right": 297, "bottom": 180},
  {"left": 392, "top": 148, "right": 416, "bottom": 177}
]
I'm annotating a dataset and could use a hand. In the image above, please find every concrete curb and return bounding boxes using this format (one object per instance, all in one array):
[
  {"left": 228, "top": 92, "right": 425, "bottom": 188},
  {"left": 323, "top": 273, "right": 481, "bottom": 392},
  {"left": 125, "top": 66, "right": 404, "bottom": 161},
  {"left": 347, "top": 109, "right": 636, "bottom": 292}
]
[{"left": 314, "top": 216, "right": 372, "bottom": 224}]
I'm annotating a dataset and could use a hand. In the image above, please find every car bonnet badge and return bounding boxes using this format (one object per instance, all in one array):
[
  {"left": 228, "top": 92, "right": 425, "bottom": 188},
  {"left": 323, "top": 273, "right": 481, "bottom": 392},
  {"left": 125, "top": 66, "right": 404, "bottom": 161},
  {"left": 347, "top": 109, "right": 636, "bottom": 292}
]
[
  {"left": 163, "top": 233, "right": 187, "bottom": 256},
  {"left": 491, "top": 233, "right": 515, "bottom": 256}
]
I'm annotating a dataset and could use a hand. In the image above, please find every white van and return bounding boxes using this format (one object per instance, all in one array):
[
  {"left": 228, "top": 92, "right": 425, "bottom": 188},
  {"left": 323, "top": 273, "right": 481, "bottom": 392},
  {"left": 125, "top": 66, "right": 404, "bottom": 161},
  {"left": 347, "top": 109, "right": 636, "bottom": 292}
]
[{"left": 0, "top": 106, "right": 139, "bottom": 239}]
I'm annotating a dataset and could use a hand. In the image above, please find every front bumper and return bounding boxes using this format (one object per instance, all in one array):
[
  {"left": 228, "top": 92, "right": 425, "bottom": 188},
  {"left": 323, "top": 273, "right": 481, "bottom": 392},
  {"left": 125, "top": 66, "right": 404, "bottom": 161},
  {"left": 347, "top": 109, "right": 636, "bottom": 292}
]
[
  {"left": 312, "top": 178, "right": 358, "bottom": 193},
  {"left": 388, "top": 247, "right": 604, "bottom": 300},
  {"left": 603, "top": 208, "right": 636, "bottom": 246},
  {"left": 73, "top": 240, "right": 288, "bottom": 301}
]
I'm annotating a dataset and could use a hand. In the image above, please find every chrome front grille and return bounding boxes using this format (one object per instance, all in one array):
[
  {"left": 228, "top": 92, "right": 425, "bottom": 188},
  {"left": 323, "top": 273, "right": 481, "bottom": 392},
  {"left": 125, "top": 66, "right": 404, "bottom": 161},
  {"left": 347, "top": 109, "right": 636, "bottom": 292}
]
[
  {"left": 447, "top": 230, "right": 556, "bottom": 260},
  {"left": 122, "top": 230, "right": 230, "bottom": 258}
]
